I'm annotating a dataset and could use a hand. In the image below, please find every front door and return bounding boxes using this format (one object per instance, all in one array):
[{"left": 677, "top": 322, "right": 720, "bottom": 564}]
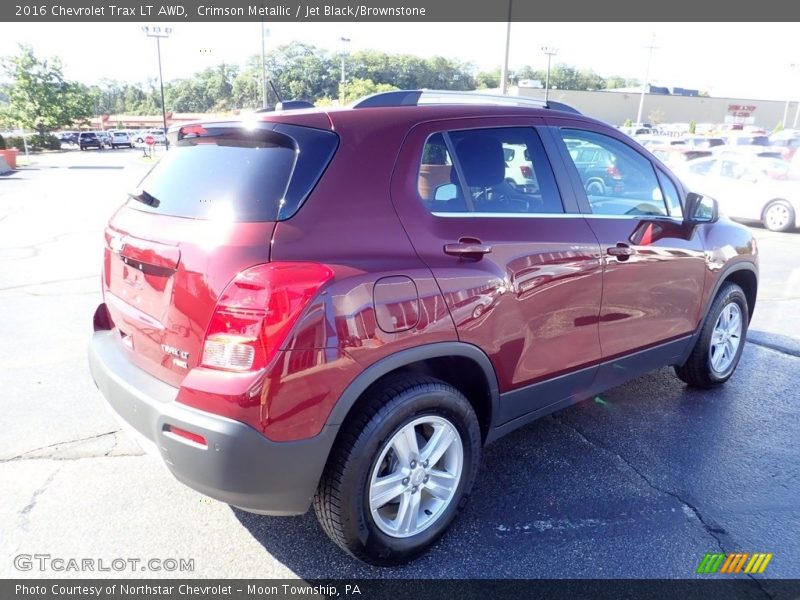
[{"left": 549, "top": 121, "right": 707, "bottom": 364}]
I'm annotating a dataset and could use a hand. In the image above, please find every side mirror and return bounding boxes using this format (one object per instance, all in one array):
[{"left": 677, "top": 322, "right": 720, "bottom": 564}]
[
  {"left": 434, "top": 183, "right": 458, "bottom": 201},
  {"left": 684, "top": 192, "right": 718, "bottom": 223}
]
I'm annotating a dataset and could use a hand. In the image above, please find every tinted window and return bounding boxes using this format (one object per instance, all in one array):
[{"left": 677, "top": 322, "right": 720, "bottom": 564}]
[
  {"left": 129, "top": 124, "right": 338, "bottom": 222},
  {"left": 418, "top": 128, "right": 563, "bottom": 215},
  {"left": 561, "top": 129, "right": 668, "bottom": 217}
]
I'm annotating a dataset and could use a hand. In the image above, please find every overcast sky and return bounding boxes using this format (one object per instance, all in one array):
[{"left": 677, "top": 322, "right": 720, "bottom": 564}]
[{"left": 1, "top": 22, "right": 798, "bottom": 101}]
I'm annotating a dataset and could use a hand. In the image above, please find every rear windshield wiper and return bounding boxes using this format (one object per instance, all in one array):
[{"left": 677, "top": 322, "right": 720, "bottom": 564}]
[{"left": 129, "top": 190, "right": 160, "bottom": 208}]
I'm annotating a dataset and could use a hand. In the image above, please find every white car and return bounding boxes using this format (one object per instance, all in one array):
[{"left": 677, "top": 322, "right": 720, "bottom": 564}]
[
  {"left": 675, "top": 155, "right": 800, "bottom": 232},
  {"left": 502, "top": 143, "right": 538, "bottom": 191},
  {"left": 134, "top": 129, "right": 167, "bottom": 144},
  {"left": 108, "top": 131, "right": 133, "bottom": 149}
]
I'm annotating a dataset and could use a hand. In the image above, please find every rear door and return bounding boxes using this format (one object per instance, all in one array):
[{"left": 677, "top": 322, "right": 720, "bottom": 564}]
[
  {"left": 103, "top": 122, "right": 338, "bottom": 387},
  {"left": 547, "top": 118, "right": 707, "bottom": 364},
  {"left": 391, "top": 118, "right": 604, "bottom": 423}
]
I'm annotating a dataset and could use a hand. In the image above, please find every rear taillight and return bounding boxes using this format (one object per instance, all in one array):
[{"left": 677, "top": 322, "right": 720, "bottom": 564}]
[
  {"left": 200, "top": 262, "right": 333, "bottom": 372},
  {"left": 519, "top": 165, "right": 533, "bottom": 178},
  {"left": 606, "top": 165, "right": 622, "bottom": 179}
]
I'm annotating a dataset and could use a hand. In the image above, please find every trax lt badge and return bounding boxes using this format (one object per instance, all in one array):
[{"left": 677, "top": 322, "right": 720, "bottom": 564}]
[{"left": 161, "top": 344, "right": 189, "bottom": 369}]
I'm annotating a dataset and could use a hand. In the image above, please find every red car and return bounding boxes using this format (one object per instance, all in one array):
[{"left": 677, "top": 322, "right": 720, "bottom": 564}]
[{"left": 89, "top": 91, "right": 758, "bottom": 565}]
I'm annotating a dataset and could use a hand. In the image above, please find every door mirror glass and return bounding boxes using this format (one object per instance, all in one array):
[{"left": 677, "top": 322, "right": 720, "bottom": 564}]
[
  {"left": 434, "top": 183, "right": 458, "bottom": 201},
  {"left": 685, "top": 192, "right": 718, "bottom": 223}
]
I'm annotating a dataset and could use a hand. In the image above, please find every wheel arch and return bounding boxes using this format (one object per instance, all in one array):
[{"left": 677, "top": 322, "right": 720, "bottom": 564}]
[
  {"left": 326, "top": 343, "right": 500, "bottom": 444},
  {"left": 722, "top": 266, "right": 758, "bottom": 323},
  {"left": 677, "top": 261, "right": 757, "bottom": 367}
]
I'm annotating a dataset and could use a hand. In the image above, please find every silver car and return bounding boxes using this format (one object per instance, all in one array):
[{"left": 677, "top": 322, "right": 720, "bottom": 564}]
[{"left": 676, "top": 155, "right": 799, "bottom": 232}]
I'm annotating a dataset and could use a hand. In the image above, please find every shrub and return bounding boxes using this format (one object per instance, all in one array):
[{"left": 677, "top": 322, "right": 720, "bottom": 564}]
[
  {"left": 30, "top": 134, "right": 62, "bottom": 150},
  {"left": 4, "top": 134, "right": 61, "bottom": 151},
  {"left": 0, "top": 134, "right": 5, "bottom": 150},
  {"left": 689, "top": 120, "right": 697, "bottom": 134},
  {"left": 4, "top": 136, "right": 25, "bottom": 150}
]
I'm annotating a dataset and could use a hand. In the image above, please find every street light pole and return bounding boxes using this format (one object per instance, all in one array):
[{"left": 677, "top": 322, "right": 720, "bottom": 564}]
[
  {"left": 142, "top": 26, "right": 172, "bottom": 150},
  {"left": 636, "top": 34, "right": 658, "bottom": 126},
  {"left": 261, "top": 25, "right": 270, "bottom": 109},
  {"left": 541, "top": 46, "right": 557, "bottom": 104},
  {"left": 500, "top": 0, "right": 512, "bottom": 95},
  {"left": 339, "top": 37, "right": 351, "bottom": 105}
]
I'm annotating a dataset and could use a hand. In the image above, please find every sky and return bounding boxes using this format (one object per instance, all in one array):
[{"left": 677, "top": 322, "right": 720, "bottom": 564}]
[{"left": 1, "top": 22, "right": 799, "bottom": 101}]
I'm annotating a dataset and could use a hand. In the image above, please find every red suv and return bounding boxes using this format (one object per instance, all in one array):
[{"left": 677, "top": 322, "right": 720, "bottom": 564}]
[{"left": 89, "top": 91, "right": 758, "bottom": 565}]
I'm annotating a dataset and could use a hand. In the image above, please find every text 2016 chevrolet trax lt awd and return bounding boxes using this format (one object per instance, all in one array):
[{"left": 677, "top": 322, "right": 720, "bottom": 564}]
[{"left": 89, "top": 91, "right": 758, "bottom": 565}]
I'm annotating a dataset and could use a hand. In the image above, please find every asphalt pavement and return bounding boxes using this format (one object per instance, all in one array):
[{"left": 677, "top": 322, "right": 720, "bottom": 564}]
[{"left": 1, "top": 149, "right": 798, "bottom": 584}]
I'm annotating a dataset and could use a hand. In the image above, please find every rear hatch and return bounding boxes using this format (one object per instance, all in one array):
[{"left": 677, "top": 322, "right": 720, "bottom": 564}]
[{"left": 103, "top": 121, "right": 338, "bottom": 387}]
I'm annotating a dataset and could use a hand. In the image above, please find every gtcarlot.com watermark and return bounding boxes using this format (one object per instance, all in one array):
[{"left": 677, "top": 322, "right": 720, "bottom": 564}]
[{"left": 14, "top": 553, "right": 194, "bottom": 573}]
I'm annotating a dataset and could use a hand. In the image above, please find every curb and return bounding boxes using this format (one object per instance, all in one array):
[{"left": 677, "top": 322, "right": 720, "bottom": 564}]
[{"left": 747, "top": 330, "right": 800, "bottom": 358}]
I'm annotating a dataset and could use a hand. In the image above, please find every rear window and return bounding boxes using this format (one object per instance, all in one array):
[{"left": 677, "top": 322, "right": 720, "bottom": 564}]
[{"left": 128, "top": 123, "right": 338, "bottom": 222}]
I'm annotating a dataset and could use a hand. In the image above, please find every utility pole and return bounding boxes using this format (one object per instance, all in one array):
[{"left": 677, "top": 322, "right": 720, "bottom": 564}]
[
  {"left": 500, "top": 0, "right": 512, "bottom": 95},
  {"left": 261, "top": 24, "right": 270, "bottom": 109},
  {"left": 636, "top": 34, "right": 658, "bottom": 126},
  {"left": 339, "top": 37, "right": 351, "bottom": 104}
]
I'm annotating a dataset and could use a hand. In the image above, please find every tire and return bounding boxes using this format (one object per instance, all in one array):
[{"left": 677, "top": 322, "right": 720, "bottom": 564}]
[
  {"left": 314, "top": 373, "right": 481, "bottom": 565},
  {"left": 674, "top": 282, "right": 749, "bottom": 388},
  {"left": 762, "top": 200, "right": 795, "bottom": 232},
  {"left": 585, "top": 179, "right": 606, "bottom": 196}
]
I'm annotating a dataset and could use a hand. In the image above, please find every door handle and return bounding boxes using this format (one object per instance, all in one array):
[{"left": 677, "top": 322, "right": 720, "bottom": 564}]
[
  {"left": 444, "top": 238, "right": 493, "bottom": 258},
  {"left": 607, "top": 243, "right": 635, "bottom": 260}
]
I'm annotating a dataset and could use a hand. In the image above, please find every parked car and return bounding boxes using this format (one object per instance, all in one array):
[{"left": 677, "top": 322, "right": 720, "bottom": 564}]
[
  {"left": 134, "top": 128, "right": 166, "bottom": 144},
  {"left": 769, "top": 134, "right": 800, "bottom": 161},
  {"left": 675, "top": 155, "right": 800, "bottom": 231},
  {"left": 567, "top": 140, "right": 625, "bottom": 195},
  {"left": 502, "top": 143, "right": 539, "bottom": 192},
  {"left": 109, "top": 131, "right": 134, "bottom": 149},
  {"left": 649, "top": 144, "right": 713, "bottom": 167},
  {"left": 97, "top": 132, "right": 113, "bottom": 149},
  {"left": 89, "top": 90, "right": 758, "bottom": 565},
  {"left": 711, "top": 144, "right": 785, "bottom": 161},
  {"left": 725, "top": 133, "right": 770, "bottom": 147},
  {"left": 682, "top": 136, "right": 726, "bottom": 149},
  {"left": 78, "top": 132, "right": 103, "bottom": 151},
  {"left": 57, "top": 132, "right": 78, "bottom": 146}
]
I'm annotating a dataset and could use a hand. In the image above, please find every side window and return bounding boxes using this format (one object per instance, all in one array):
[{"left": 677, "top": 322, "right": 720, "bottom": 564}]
[
  {"left": 428, "top": 127, "right": 563, "bottom": 215},
  {"left": 656, "top": 170, "right": 683, "bottom": 218},
  {"left": 560, "top": 129, "right": 669, "bottom": 217}
]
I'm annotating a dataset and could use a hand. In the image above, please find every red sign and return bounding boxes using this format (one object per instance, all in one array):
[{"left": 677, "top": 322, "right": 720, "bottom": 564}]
[{"left": 145, "top": 135, "right": 155, "bottom": 146}]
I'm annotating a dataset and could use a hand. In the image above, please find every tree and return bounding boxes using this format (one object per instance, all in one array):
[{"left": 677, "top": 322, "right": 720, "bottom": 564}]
[
  {"left": 476, "top": 69, "right": 501, "bottom": 89},
  {"left": 341, "top": 78, "right": 398, "bottom": 104},
  {"left": 1, "top": 45, "right": 93, "bottom": 135}
]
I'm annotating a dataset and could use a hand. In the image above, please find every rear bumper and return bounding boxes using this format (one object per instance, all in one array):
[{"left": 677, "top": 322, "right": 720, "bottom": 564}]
[{"left": 88, "top": 330, "right": 337, "bottom": 515}]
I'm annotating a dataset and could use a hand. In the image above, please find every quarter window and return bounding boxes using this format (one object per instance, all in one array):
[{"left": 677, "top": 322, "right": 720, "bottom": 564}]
[{"left": 561, "top": 129, "right": 669, "bottom": 217}]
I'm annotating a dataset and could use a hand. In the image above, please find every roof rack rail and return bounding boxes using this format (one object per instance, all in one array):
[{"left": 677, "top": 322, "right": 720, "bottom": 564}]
[{"left": 352, "top": 89, "right": 580, "bottom": 115}]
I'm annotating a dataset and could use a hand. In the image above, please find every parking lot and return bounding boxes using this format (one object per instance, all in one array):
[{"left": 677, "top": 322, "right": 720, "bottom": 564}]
[{"left": 1, "top": 149, "right": 798, "bottom": 582}]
